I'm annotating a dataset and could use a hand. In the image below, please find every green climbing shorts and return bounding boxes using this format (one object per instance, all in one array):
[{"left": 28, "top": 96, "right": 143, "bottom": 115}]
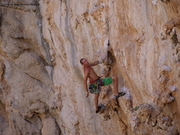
[
  {"left": 89, "top": 77, "right": 113, "bottom": 94},
  {"left": 101, "top": 77, "right": 113, "bottom": 86}
]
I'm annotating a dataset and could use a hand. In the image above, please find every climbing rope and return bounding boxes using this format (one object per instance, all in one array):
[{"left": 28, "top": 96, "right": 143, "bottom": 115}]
[{"left": 100, "top": 63, "right": 118, "bottom": 78}]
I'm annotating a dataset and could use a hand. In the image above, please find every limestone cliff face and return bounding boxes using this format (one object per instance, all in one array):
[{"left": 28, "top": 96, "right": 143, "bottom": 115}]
[{"left": 0, "top": 0, "right": 180, "bottom": 135}]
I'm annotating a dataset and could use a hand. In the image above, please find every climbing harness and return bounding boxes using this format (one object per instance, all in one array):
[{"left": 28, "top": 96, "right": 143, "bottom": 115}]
[
  {"left": 88, "top": 62, "right": 118, "bottom": 94},
  {"left": 88, "top": 77, "right": 104, "bottom": 94}
]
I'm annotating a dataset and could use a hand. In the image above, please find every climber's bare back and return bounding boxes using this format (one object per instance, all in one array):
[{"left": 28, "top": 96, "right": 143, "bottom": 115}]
[{"left": 84, "top": 65, "right": 99, "bottom": 81}]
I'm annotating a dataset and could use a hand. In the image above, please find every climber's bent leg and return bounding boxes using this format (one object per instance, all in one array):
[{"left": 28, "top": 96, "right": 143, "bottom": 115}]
[
  {"left": 112, "top": 76, "right": 118, "bottom": 96},
  {"left": 112, "top": 76, "right": 126, "bottom": 98},
  {"left": 101, "top": 76, "right": 125, "bottom": 99},
  {"left": 101, "top": 76, "right": 119, "bottom": 96}
]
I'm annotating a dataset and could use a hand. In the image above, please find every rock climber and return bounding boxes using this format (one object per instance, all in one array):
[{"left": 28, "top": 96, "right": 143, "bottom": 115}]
[{"left": 80, "top": 58, "right": 125, "bottom": 113}]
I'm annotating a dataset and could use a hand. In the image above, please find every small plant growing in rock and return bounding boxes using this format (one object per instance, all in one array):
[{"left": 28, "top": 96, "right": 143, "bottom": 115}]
[{"left": 133, "top": 106, "right": 139, "bottom": 111}]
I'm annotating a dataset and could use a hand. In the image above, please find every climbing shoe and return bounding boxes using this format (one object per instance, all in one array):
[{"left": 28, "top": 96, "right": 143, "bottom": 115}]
[
  {"left": 96, "top": 106, "right": 102, "bottom": 113},
  {"left": 114, "top": 92, "right": 126, "bottom": 99}
]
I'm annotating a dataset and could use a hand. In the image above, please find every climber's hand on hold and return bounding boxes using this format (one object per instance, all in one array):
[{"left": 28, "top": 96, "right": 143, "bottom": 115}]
[{"left": 85, "top": 91, "right": 89, "bottom": 98}]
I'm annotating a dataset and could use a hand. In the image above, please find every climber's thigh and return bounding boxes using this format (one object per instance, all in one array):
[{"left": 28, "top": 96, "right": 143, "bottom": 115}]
[{"left": 112, "top": 76, "right": 118, "bottom": 82}]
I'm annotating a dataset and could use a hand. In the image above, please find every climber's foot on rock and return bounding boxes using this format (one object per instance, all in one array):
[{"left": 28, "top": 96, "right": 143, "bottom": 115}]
[
  {"left": 96, "top": 106, "right": 102, "bottom": 113},
  {"left": 114, "top": 92, "right": 126, "bottom": 99}
]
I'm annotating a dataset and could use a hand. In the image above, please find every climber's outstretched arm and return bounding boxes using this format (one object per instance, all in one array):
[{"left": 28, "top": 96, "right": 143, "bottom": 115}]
[
  {"left": 84, "top": 68, "right": 89, "bottom": 98},
  {"left": 89, "top": 61, "right": 100, "bottom": 66}
]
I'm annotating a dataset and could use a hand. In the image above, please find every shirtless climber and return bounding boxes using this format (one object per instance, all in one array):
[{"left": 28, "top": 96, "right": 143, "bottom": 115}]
[{"left": 80, "top": 58, "right": 125, "bottom": 113}]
